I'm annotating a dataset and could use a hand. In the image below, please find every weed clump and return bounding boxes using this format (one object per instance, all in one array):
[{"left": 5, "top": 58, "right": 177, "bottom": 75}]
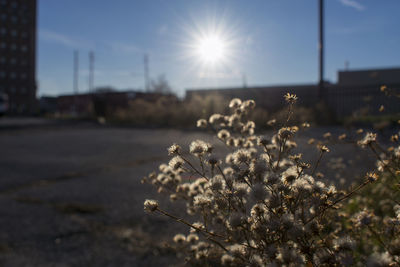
[{"left": 142, "top": 94, "right": 400, "bottom": 266}]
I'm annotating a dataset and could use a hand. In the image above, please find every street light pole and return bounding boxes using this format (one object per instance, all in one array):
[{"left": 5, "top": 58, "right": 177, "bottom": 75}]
[{"left": 318, "top": 0, "right": 324, "bottom": 99}]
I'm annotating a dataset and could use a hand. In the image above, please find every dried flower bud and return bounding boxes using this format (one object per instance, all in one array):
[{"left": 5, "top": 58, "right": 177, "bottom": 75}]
[
  {"left": 323, "top": 132, "right": 331, "bottom": 139},
  {"left": 366, "top": 172, "right": 378, "bottom": 182},
  {"left": 186, "top": 233, "right": 199, "bottom": 244},
  {"left": 318, "top": 145, "right": 330, "bottom": 153},
  {"left": 170, "top": 194, "right": 178, "bottom": 202},
  {"left": 278, "top": 127, "right": 294, "bottom": 139},
  {"left": 229, "top": 98, "right": 242, "bottom": 109},
  {"left": 289, "top": 153, "right": 302, "bottom": 161},
  {"left": 226, "top": 137, "right": 235, "bottom": 146},
  {"left": 353, "top": 209, "right": 374, "bottom": 227},
  {"left": 233, "top": 149, "right": 251, "bottom": 164},
  {"left": 196, "top": 119, "right": 207, "bottom": 128},
  {"left": 190, "top": 222, "right": 205, "bottom": 233},
  {"left": 217, "top": 129, "right": 230, "bottom": 140},
  {"left": 168, "top": 143, "right": 181, "bottom": 155},
  {"left": 284, "top": 92, "right": 298, "bottom": 104},
  {"left": 173, "top": 234, "right": 186, "bottom": 244},
  {"left": 190, "top": 140, "right": 211, "bottom": 156},
  {"left": 241, "top": 100, "right": 256, "bottom": 110},
  {"left": 169, "top": 156, "right": 184, "bottom": 170},
  {"left": 357, "top": 132, "right": 377, "bottom": 147},
  {"left": 144, "top": 199, "right": 159, "bottom": 213},
  {"left": 221, "top": 254, "right": 235, "bottom": 265},
  {"left": 267, "top": 119, "right": 276, "bottom": 126},
  {"left": 209, "top": 114, "right": 225, "bottom": 125}
]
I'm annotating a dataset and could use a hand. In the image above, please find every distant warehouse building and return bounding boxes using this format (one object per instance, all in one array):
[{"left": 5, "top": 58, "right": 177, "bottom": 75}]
[
  {"left": 325, "top": 67, "right": 400, "bottom": 117},
  {"left": 0, "top": 0, "right": 37, "bottom": 114},
  {"left": 338, "top": 67, "right": 400, "bottom": 87},
  {"left": 186, "top": 67, "right": 400, "bottom": 118}
]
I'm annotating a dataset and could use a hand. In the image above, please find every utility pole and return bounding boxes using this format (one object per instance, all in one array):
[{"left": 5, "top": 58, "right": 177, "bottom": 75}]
[
  {"left": 73, "top": 50, "right": 79, "bottom": 114},
  {"left": 242, "top": 72, "right": 247, "bottom": 88},
  {"left": 74, "top": 50, "right": 79, "bottom": 94},
  {"left": 144, "top": 53, "right": 150, "bottom": 92},
  {"left": 89, "top": 51, "right": 94, "bottom": 92},
  {"left": 318, "top": 0, "right": 324, "bottom": 99}
]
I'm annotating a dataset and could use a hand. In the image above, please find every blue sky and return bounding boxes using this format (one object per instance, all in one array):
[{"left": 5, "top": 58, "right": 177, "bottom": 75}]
[{"left": 38, "top": 0, "right": 400, "bottom": 97}]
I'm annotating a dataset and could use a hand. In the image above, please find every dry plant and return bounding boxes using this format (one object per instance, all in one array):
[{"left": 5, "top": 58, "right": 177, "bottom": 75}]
[{"left": 142, "top": 91, "right": 400, "bottom": 266}]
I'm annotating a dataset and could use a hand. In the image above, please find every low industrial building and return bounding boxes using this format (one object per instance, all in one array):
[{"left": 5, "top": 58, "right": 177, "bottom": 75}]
[{"left": 186, "top": 67, "right": 400, "bottom": 118}]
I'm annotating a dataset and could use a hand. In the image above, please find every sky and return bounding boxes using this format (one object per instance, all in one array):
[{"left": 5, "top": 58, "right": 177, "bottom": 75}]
[{"left": 38, "top": 0, "right": 400, "bottom": 97}]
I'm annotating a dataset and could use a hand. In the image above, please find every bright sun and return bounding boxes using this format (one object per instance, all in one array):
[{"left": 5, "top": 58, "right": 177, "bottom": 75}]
[{"left": 196, "top": 34, "right": 227, "bottom": 65}]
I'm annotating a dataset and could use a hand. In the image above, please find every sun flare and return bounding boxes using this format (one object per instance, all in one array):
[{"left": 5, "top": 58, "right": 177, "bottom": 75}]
[
  {"left": 182, "top": 15, "right": 241, "bottom": 73},
  {"left": 196, "top": 34, "right": 227, "bottom": 64}
]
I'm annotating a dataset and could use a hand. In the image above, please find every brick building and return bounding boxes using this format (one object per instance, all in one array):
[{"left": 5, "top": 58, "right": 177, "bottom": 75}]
[{"left": 0, "top": 0, "right": 37, "bottom": 114}]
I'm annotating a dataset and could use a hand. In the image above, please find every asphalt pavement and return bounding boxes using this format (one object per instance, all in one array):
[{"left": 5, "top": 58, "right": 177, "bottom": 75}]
[{"left": 0, "top": 118, "right": 378, "bottom": 266}]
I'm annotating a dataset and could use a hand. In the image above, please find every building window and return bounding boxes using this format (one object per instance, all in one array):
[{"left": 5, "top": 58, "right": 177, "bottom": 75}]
[
  {"left": 0, "top": 13, "right": 7, "bottom": 21},
  {"left": 21, "top": 31, "right": 28, "bottom": 38},
  {"left": 20, "top": 59, "right": 27, "bottom": 66},
  {"left": 0, "top": 71, "right": 6, "bottom": 79},
  {"left": 10, "top": 58, "right": 16, "bottom": 65},
  {"left": 10, "top": 29, "right": 17, "bottom": 37},
  {"left": 0, "top": 42, "right": 6, "bottom": 49},
  {"left": 10, "top": 43, "right": 17, "bottom": 51},
  {"left": 21, "top": 45, "right": 28, "bottom": 52},
  {"left": 0, "top": 0, "right": 7, "bottom": 6},
  {"left": 11, "top": 1, "right": 17, "bottom": 9},
  {"left": 20, "top": 73, "right": 27, "bottom": 80},
  {"left": 0, "top": 57, "right": 6, "bottom": 64},
  {"left": 10, "top": 15, "right": 17, "bottom": 24},
  {"left": 0, "top": 28, "right": 6, "bottom": 35},
  {"left": 10, "top": 72, "right": 16, "bottom": 79},
  {"left": 20, "top": 87, "right": 27, "bottom": 93}
]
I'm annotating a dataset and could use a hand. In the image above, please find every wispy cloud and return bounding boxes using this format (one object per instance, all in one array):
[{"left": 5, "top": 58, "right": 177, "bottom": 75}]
[
  {"left": 158, "top": 25, "right": 168, "bottom": 35},
  {"left": 338, "top": 0, "right": 366, "bottom": 11},
  {"left": 39, "top": 29, "right": 92, "bottom": 49}
]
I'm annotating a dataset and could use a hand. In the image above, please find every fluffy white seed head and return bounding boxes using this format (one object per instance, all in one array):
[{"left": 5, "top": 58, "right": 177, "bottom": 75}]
[
  {"left": 229, "top": 98, "right": 242, "bottom": 109},
  {"left": 144, "top": 199, "right": 159, "bottom": 213}
]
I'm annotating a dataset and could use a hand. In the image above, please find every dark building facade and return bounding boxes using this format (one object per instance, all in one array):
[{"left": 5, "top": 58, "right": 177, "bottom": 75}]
[
  {"left": 0, "top": 0, "right": 37, "bottom": 114},
  {"left": 338, "top": 67, "right": 400, "bottom": 87}
]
